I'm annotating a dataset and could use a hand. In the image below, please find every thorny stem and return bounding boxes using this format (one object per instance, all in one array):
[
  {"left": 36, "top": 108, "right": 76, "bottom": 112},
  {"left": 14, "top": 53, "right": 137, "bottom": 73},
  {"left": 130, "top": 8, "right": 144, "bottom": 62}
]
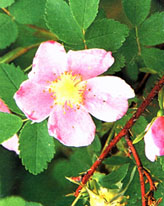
[
  {"left": 125, "top": 134, "right": 146, "bottom": 206},
  {"left": 143, "top": 169, "right": 156, "bottom": 191},
  {"left": 75, "top": 75, "right": 164, "bottom": 198}
]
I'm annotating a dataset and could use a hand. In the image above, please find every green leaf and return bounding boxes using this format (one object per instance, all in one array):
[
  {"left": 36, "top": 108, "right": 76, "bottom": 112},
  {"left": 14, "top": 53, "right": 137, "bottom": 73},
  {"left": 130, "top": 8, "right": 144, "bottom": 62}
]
[
  {"left": 0, "top": 147, "right": 17, "bottom": 196},
  {"left": 45, "top": 0, "right": 84, "bottom": 45},
  {"left": 159, "top": 156, "right": 164, "bottom": 172},
  {"left": 70, "top": 148, "right": 93, "bottom": 176},
  {"left": 69, "top": 0, "right": 99, "bottom": 30},
  {"left": 86, "top": 19, "right": 129, "bottom": 51},
  {"left": 0, "top": 0, "right": 15, "bottom": 8},
  {"left": 158, "top": 88, "right": 164, "bottom": 111},
  {"left": 104, "top": 156, "right": 132, "bottom": 165},
  {"left": 95, "top": 8, "right": 106, "bottom": 21},
  {"left": 0, "top": 196, "right": 43, "bottom": 206},
  {"left": 125, "top": 62, "right": 139, "bottom": 82},
  {"left": 0, "top": 63, "right": 27, "bottom": 114},
  {"left": 132, "top": 130, "right": 145, "bottom": 144},
  {"left": 122, "top": 0, "right": 151, "bottom": 25},
  {"left": 141, "top": 47, "right": 164, "bottom": 75},
  {"left": 0, "top": 196, "right": 25, "bottom": 206},
  {"left": 9, "top": 0, "right": 46, "bottom": 24},
  {"left": 26, "top": 202, "right": 43, "bottom": 206},
  {"left": 139, "top": 12, "right": 164, "bottom": 46},
  {"left": 19, "top": 121, "right": 55, "bottom": 175},
  {"left": 0, "top": 112, "right": 22, "bottom": 143},
  {"left": 88, "top": 134, "right": 101, "bottom": 154},
  {"left": 119, "top": 29, "right": 138, "bottom": 62},
  {"left": 139, "top": 67, "right": 158, "bottom": 74},
  {"left": 131, "top": 116, "right": 148, "bottom": 136},
  {"left": 0, "top": 13, "right": 18, "bottom": 49},
  {"left": 106, "top": 53, "right": 125, "bottom": 74},
  {"left": 100, "top": 164, "right": 129, "bottom": 188}
]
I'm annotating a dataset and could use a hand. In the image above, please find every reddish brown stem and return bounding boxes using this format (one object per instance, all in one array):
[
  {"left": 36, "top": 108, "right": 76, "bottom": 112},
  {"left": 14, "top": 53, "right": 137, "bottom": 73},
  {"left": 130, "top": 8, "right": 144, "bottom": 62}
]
[
  {"left": 75, "top": 75, "right": 164, "bottom": 197},
  {"left": 125, "top": 134, "right": 146, "bottom": 206},
  {"left": 143, "top": 169, "right": 156, "bottom": 191}
]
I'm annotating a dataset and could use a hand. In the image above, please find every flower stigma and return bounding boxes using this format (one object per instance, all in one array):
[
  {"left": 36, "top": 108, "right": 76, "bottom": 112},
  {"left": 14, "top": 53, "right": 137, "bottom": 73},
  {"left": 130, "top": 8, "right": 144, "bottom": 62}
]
[{"left": 48, "top": 71, "right": 86, "bottom": 109}]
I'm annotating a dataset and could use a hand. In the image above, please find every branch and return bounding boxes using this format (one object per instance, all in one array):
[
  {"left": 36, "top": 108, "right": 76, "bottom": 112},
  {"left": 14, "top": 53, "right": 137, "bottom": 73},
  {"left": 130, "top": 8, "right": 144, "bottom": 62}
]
[
  {"left": 125, "top": 133, "right": 146, "bottom": 206},
  {"left": 75, "top": 75, "right": 164, "bottom": 197},
  {"left": 143, "top": 169, "right": 156, "bottom": 191}
]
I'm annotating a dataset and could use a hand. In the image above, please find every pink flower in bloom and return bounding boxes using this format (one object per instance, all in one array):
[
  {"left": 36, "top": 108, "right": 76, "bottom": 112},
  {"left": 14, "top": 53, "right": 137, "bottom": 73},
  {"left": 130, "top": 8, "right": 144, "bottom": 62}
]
[
  {"left": 144, "top": 117, "right": 164, "bottom": 162},
  {"left": 0, "top": 98, "right": 19, "bottom": 154},
  {"left": 14, "top": 41, "right": 135, "bottom": 147}
]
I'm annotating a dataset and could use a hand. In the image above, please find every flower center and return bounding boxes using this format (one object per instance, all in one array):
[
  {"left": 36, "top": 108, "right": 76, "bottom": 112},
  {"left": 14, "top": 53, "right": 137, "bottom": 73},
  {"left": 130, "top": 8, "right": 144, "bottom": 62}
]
[{"left": 48, "top": 71, "right": 86, "bottom": 108}]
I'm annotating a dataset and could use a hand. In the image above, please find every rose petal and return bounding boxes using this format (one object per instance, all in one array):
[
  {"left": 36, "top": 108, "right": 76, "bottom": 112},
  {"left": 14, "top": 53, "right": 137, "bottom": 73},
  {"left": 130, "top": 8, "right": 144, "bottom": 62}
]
[
  {"left": 67, "top": 49, "right": 114, "bottom": 80},
  {"left": 14, "top": 80, "right": 54, "bottom": 122},
  {"left": 144, "top": 117, "right": 164, "bottom": 162},
  {"left": 144, "top": 130, "right": 160, "bottom": 162},
  {"left": 29, "top": 41, "right": 67, "bottom": 85},
  {"left": 2, "top": 135, "right": 19, "bottom": 154},
  {"left": 83, "top": 76, "right": 135, "bottom": 122},
  {"left": 48, "top": 105, "right": 96, "bottom": 147},
  {"left": 0, "top": 98, "right": 10, "bottom": 113},
  {"left": 151, "top": 117, "right": 164, "bottom": 150}
]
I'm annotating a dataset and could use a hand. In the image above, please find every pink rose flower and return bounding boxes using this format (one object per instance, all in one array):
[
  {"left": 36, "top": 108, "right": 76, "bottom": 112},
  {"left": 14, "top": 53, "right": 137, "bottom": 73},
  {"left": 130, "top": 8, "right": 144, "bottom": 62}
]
[
  {"left": 144, "top": 117, "right": 164, "bottom": 162},
  {"left": 14, "top": 41, "right": 135, "bottom": 147},
  {"left": 0, "top": 98, "right": 19, "bottom": 154}
]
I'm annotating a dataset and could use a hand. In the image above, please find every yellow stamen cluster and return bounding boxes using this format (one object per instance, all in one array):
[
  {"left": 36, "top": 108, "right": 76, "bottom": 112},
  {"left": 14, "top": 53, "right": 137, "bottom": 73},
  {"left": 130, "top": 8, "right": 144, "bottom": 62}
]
[{"left": 48, "top": 71, "right": 86, "bottom": 108}]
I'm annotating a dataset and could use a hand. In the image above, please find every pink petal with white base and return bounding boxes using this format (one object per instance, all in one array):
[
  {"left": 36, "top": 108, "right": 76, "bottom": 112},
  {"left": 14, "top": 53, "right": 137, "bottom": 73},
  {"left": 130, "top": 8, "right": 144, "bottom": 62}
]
[
  {"left": 48, "top": 105, "right": 96, "bottom": 147},
  {"left": 83, "top": 76, "right": 135, "bottom": 122},
  {"left": 2, "top": 134, "right": 19, "bottom": 154},
  {"left": 14, "top": 80, "right": 54, "bottom": 122},
  {"left": 144, "top": 127, "right": 160, "bottom": 162},
  {"left": 67, "top": 49, "right": 114, "bottom": 80},
  {"left": 144, "top": 117, "right": 164, "bottom": 161},
  {"left": 29, "top": 41, "right": 67, "bottom": 85}
]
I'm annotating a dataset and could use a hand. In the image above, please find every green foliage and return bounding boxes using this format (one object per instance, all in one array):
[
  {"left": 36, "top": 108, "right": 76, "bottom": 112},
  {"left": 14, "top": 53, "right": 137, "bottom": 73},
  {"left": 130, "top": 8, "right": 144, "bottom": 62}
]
[
  {"left": 69, "top": 0, "right": 99, "bottom": 30},
  {"left": 1, "top": 0, "right": 164, "bottom": 205},
  {"left": 45, "top": 0, "right": 84, "bottom": 45},
  {"left": 125, "top": 62, "right": 139, "bottom": 82},
  {"left": 142, "top": 47, "right": 164, "bottom": 75},
  {"left": 0, "top": 196, "right": 25, "bottom": 206},
  {"left": 19, "top": 121, "right": 55, "bottom": 175},
  {"left": 131, "top": 116, "right": 148, "bottom": 137},
  {"left": 9, "top": 0, "right": 46, "bottom": 25},
  {"left": 159, "top": 156, "right": 164, "bottom": 172},
  {"left": 0, "top": 196, "right": 43, "bottom": 206},
  {"left": 106, "top": 53, "right": 125, "bottom": 74},
  {"left": 0, "top": 112, "right": 22, "bottom": 143},
  {"left": 122, "top": 0, "right": 151, "bottom": 25},
  {"left": 104, "top": 156, "right": 132, "bottom": 165},
  {"left": 0, "top": 0, "right": 15, "bottom": 8},
  {"left": 100, "top": 164, "right": 129, "bottom": 189},
  {"left": 0, "top": 147, "right": 17, "bottom": 197},
  {"left": 119, "top": 29, "right": 138, "bottom": 62},
  {"left": 139, "top": 12, "right": 164, "bottom": 46},
  {"left": 0, "top": 63, "right": 27, "bottom": 114},
  {"left": 0, "top": 13, "right": 18, "bottom": 49},
  {"left": 86, "top": 18, "right": 129, "bottom": 51}
]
